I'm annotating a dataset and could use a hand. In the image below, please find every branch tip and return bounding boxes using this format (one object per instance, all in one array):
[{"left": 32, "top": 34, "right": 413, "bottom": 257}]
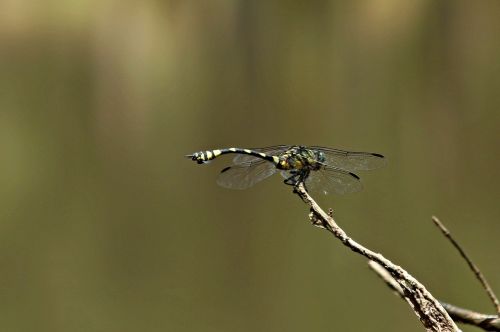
[{"left": 432, "top": 216, "right": 500, "bottom": 315}]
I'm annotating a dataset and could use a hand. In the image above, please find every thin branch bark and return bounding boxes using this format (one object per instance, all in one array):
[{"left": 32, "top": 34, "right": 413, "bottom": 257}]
[
  {"left": 440, "top": 303, "right": 500, "bottom": 331},
  {"left": 432, "top": 216, "right": 500, "bottom": 315},
  {"left": 369, "top": 261, "right": 500, "bottom": 331},
  {"left": 293, "top": 183, "right": 459, "bottom": 332}
]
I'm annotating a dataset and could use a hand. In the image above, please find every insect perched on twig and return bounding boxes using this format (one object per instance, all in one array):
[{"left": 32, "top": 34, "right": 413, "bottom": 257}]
[{"left": 187, "top": 145, "right": 386, "bottom": 195}]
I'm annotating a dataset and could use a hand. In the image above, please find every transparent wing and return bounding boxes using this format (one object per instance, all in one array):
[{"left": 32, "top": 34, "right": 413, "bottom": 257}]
[
  {"left": 216, "top": 160, "right": 278, "bottom": 190},
  {"left": 280, "top": 170, "right": 292, "bottom": 179},
  {"left": 280, "top": 167, "right": 362, "bottom": 195},
  {"left": 232, "top": 145, "right": 289, "bottom": 165},
  {"left": 310, "top": 146, "right": 386, "bottom": 171},
  {"left": 305, "top": 167, "right": 363, "bottom": 195}
]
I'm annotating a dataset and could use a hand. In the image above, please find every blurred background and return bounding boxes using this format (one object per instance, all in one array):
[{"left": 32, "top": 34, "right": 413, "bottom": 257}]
[{"left": 1, "top": 1, "right": 499, "bottom": 331}]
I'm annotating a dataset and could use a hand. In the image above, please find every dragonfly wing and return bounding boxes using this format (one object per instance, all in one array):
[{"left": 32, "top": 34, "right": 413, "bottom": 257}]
[
  {"left": 280, "top": 170, "right": 292, "bottom": 179},
  {"left": 305, "top": 167, "right": 363, "bottom": 195},
  {"left": 310, "top": 146, "right": 386, "bottom": 171},
  {"left": 216, "top": 160, "right": 278, "bottom": 190}
]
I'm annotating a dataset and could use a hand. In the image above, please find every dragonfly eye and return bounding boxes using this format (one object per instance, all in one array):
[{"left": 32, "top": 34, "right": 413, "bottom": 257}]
[{"left": 317, "top": 151, "right": 326, "bottom": 163}]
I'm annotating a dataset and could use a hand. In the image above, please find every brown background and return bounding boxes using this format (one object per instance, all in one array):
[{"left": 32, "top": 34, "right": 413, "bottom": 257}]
[{"left": 1, "top": 1, "right": 499, "bottom": 331}]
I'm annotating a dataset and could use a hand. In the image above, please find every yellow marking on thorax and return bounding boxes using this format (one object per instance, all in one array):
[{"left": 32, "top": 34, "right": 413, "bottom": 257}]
[
  {"left": 272, "top": 156, "right": 280, "bottom": 164},
  {"left": 213, "top": 149, "right": 222, "bottom": 157},
  {"left": 205, "top": 151, "right": 213, "bottom": 159}
]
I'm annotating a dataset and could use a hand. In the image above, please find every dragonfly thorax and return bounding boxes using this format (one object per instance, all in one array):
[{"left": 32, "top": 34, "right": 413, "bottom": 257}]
[{"left": 277, "top": 146, "right": 324, "bottom": 171}]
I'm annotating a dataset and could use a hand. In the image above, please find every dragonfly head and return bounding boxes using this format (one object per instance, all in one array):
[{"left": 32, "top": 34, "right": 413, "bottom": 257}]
[{"left": 316, "top": 150, "right": 326, "bottom": 164}]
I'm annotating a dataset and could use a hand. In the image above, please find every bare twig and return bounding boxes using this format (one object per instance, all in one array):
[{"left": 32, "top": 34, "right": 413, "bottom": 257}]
[
  {"left": 369, "top": 261, "right": 500, "bottom": 331},
  {"left": 432, "top": 216, "right": 500, "bottom": 315},
  {"left": 294, "top": 183, "right": 459, "bottom": 332},
  {"left": 440, "top": 303, "right": 500, "bottom": 331},
  {"left": 368, "top": 260, "right": 404, "bottom": 294}
]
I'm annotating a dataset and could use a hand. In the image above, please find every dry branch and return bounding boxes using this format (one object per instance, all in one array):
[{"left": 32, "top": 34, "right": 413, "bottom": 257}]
[
  {"left": 369, "top": 261, "right": 500, "bottom": 331},
  {"left": 293, "top": 183, "right": 459, "bottom": 332},
  {"left": 432, "top": 216, "right": 500, "bottom": 315}
]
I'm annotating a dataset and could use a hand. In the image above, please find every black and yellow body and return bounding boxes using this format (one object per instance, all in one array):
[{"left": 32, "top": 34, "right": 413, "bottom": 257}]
[
  {"left": 274, "top": 146, "right": 325, "bottom": 171},
  {"left": 188, "top": 147, "right": 280, "bottom": 166},
  {"left": 187, "top": 145, "right": 385, "bottom": 195},
  {"left": 188, "top": 146, "right": 324, "bottom": 171}
]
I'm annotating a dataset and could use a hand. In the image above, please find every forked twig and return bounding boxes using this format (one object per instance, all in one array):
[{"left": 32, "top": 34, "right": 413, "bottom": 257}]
[
  {"left": 369, "top": 261, "right": 500, "bottom": 331},
  {"left": 293, "top": 183, "right": 459, "bottom": 332},
  {"left": 432, "top": 216, "right": 500, "bottom": 315}
]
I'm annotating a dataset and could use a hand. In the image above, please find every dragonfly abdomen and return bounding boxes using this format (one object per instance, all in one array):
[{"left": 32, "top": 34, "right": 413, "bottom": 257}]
[{"left": 187, "top": 148, "right": 279, "bottom": 165}]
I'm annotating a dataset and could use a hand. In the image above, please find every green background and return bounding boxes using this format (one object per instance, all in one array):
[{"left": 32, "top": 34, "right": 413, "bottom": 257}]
[{"left": 1, "top": 1, "right": 499, "bottom": 331}]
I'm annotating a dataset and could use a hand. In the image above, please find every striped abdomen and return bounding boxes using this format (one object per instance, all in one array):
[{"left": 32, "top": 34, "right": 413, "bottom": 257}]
[{"left": 187, "top": 148, "right": 279, "bottom": 165}]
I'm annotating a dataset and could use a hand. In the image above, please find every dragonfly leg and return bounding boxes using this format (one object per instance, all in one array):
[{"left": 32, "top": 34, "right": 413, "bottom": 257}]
[
  {"left": 299, "top": 170, "right": 311, "bottom": 192},
  {"left": 284, "top": 170, "right": 310, "bottom": 188},
  {"left": 284, "top": 171, "right": 300, "bottom": 186}
]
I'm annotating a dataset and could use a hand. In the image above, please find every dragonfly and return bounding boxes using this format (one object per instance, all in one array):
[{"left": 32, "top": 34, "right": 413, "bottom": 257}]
[{"left": 186, "top": 145, "right": 386, "bottom": 195}]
